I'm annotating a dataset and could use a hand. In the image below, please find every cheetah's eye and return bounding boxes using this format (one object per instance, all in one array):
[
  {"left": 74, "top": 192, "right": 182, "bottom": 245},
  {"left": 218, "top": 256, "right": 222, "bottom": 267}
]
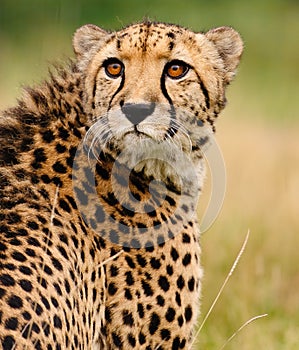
[
  {"left": 103, "top": 58, "right": 124, "bottom": 78},
  {"left": 166, "top": 60, "right": 189, "bottom": 79}
]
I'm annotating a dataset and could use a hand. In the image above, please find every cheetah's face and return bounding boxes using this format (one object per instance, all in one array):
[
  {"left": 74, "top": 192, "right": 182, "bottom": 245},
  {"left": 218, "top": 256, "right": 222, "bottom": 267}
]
[{"left": 73, "top": 23, "right": 242, "bottom": 183}]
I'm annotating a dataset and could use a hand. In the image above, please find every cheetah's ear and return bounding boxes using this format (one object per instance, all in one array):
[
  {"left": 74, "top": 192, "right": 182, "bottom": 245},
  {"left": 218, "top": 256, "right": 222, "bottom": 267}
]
[
  {"left": 205, "top": 27, "right": 243, "bottom": 84},
  {"left": 73, "top": 24, "right": 109, "bottom": 56}
]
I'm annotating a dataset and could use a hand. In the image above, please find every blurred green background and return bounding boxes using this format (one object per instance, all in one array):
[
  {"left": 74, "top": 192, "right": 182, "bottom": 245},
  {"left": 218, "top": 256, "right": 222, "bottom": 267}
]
[{"left": 0, "top": 0, "right": 298, "bottom": 349}]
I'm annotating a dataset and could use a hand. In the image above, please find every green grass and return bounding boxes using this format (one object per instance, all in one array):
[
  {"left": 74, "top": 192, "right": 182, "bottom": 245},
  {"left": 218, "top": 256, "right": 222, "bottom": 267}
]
[{"left": 0, "top": 1, "right": 298, "bottom": 348}]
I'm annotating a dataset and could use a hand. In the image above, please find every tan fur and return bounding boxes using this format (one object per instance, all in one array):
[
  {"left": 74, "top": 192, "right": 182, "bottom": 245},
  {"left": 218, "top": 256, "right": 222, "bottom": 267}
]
[{"left": 0, "top": 21, "right": 242, "bottom": 349}]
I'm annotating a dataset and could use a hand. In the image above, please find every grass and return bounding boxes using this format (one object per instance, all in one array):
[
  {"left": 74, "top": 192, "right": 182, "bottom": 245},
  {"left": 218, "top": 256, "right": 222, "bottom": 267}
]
[{"left": 197, "top": 115, "right": 299, "bottom": 349}]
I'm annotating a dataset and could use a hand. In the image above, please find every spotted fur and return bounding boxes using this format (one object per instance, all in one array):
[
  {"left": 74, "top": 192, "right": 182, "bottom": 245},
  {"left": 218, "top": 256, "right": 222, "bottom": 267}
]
[{"left": 0, "top": 21, "right": 243, "bottom": 349}]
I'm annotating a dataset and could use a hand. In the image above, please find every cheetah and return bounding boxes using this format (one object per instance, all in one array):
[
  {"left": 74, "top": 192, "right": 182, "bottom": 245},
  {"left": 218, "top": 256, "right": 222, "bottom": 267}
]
[{"left": 0, "top": 21, "right": 243, "bottom": 349}]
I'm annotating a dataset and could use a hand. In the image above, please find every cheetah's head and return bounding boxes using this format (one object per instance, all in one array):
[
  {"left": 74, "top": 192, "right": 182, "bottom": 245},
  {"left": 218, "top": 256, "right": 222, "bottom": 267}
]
[{"left": 73, "top": 22, "right": 243, "bottom": 188}]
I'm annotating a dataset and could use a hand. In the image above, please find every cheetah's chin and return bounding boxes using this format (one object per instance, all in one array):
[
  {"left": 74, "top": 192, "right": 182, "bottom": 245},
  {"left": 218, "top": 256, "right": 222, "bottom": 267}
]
[{"left": 114, "top": 135, "right": 203, "bottom": 192}]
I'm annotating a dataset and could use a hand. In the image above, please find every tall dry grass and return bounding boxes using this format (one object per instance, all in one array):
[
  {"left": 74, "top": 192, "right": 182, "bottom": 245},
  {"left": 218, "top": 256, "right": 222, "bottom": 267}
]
[{"left": 197, "top": 115, "right": 299, "bottom": 349}]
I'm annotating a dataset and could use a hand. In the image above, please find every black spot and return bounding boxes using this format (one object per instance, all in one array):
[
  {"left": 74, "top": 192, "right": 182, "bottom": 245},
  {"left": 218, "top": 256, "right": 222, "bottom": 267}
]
[
  {"left": 1, "top": 146, "right": 19, "bottom": 166},
  {"left": 32, "top": 148, "right": 47, "bottom": 169},
  {"left": 25, "top": 248, "right": 36, "bottom": 257},
  {"left": 185, "top": 305, "right": 193, "bottom": 322},
  {"left": 105, "top": 307, "right": 111, "bottom": 323},
  {"left": 71, "top": 235, "right": 79, "bottom": 249},
  {"left": 104, "top": 191, "right": 119, "bottom": 206},
  {"left": 145, "top": 244, "right": 154, "bottom": 252},
  {"left": 136, "top": 254, "right": 147, "bottom": 267},
  {"left": 41, "top": 130, "right": 55, "bottom": 143},
  {"left": 171, "top": 247, "right": 179, "bottom": 261},
  {"left": 41, "top": 296, "right": 50, "bottom": 310},
  {"left": 54, "top": 315, "right": 62, "bottom": 329},
  {"left": 12, "top": 251, "right": 27, "bottom": 262},
  {"left": 123, "top": 310, "right": 134, "bottom": 326},
  {"left": 0, "top": 242, "right": 7, "bottom": 251},
  {"left": 96, "top": 163, "right": 110, "bottom": 180},
  {"left": 40, "top": 277, "right": 47, "bottom": 289},
  {"left": 8, "top": 295, "right": 23, "bottom": 309},
  {"left": 108, "top": 282, "right": 118, "bottom": 296},
  {"left": 41, "top": 174, "right": 51, "bottom": 184},
  {"left": 167, "top": 32, "right": 175, "bottom": 39},
  {"left": 172, "top": 337, "right": 181, "bottom": 350},
  {"left": 125, "top": 256, "right": 135, "bottom": 269},
  {"left": 44, "top": 265, "right": 53, "bottom": 276},
  {"left": 125, "top": 271, "right": 135, "bottom": 286},
  {"left": 165, "top": 195, "right": 176, "bottom": 206},
  {"left": 53, "top": 283, "right": 62, "bottom": 296},
  {"left": 51, "top": 297, "right": 59, "bottom": 308},
  {"left": 166, "top": 265, "right": 173, "bottom": 275},
  {"left": 149, "top": 312, "right": 160, "bottom": 335},
  {"left": 57, "top": 246, "right": 68, "bottom": 260},
  {"left": 52, "top": 161, "right": 67, "bottom": 174},
  {"left": 19, "top": 265, "right": 32, "bottom": 275},
  {"left": 182, "top": 253, "right": 191, "bottom": 266},
  {"left": 35, "top": 303, "right": 43, "bottom": 316},
  {"left": 55, "top": 143, "right": 67, "bottom": 153},
  {"left": 139, "top": 332, "right": 146, "bottom": 345},
  {"left": 0, "top": 274, "right": 15, "bottom": 287},
  {"left": 66, "top": 195, "right": 78, "bottom": 210},
  {"left": 150, "top": 257, "right": 161, "bottom": 269},
  {"left": 178, "top": 315, "right": 184, "bottom": 327},
  {"left": 1, "top": 264, "right": 15, "bottom": 271},
  {"left": 110, "top": 264, "right": 119, "bottom": 277},
  {"left": 182, "top": 233, "right": 191, "bottom": 243},
  {"left": 127, "top": 334, "right": 136, "bottom": 347},
  {"left": 59, "top": 199, "right": 71, "bottom": 213},
  {"left": 27, "top": 237, "right": 41, "bottom": 247},
  {"left": 52, "top": 257, "right": 63, "bottom": 271},
  {"left": 59, "top": 233, "right": 68, "bottom": 244},
  {"left": 188, "top": 277, "right": 195, "bottom": 291},
  {"left": 158, "top": 275, "right": 170, "bottom": 292},
  {"left": 2, "top": 336, "right": 14, "bottom": 349},
  {"left": 9, "top": 239, "right": 22, "bottom": 246},
  {"left": 153, "top": 219, "right": 161, "bottom": 227},
  {"left": 141, "top": 280, "right": 153, "bottom": 296},
  {"left": 112, "top": 332, "right": 122, "bottom": 347},
  {"left": 58, "top": 126, "right": 70, "bottom": 140},
  {"left": 169, "top": 41, "right": 174, "bottom": 51},
  {"left": 165, "top": 307, "right": 176, "bottom": 322},
  {"left": 54, "top": 218, "right": 63, "bottom": 228},
  {"left": 177, "top": 275, "right": 185, "bottom": 289},
  {"left": 5, "top": 316, "right": 18, "bottom": 330},
  {"left": 124, "top": 288, "right": 133, "bottom": 300},
  {"left": 27, "top": 221, "right": 38, "bottom": 230},
  {"left": 64, "top": 279, "right": 71, "bottom": 293},
  {"left": 19, "top": 279, "right": 33, "bottom": 292},
  {"left": 22, "top": 311, "right": 31, "bottom": 320},
  {"left": 160, "top": 328, "right": 171, "bottom": 340},
  {"left": 175, "top": 291, "right": 181, "bottom": 306},
  {"left": 156, "top": 295, "right": 165, "bottom": 306},
  {"left": 137, "top": 303, "right": 144, "bottom": 318},
  {"left": 7, "top": 213, "right": 21, "bottom": 224}
]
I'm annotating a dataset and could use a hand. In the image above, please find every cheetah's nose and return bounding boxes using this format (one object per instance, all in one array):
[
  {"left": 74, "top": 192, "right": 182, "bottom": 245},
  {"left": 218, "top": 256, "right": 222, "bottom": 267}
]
[{"left": 121, "top": 103, "right": 155, "bottom": 125}]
